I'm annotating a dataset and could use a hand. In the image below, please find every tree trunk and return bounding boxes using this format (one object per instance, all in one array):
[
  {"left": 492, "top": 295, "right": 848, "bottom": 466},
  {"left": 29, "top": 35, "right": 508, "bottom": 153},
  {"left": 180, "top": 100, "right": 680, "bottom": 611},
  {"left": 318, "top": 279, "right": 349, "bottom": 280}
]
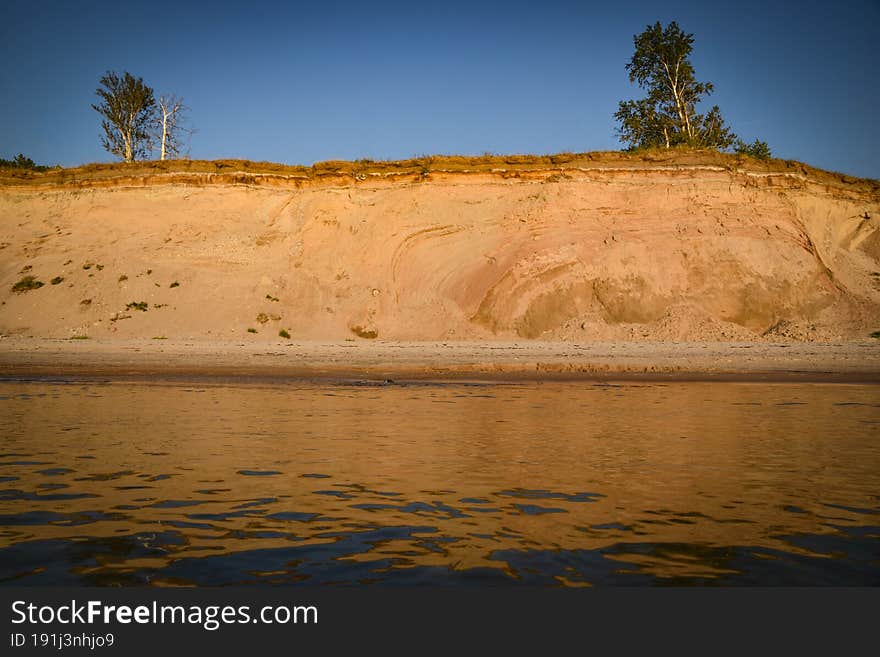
[
  {"left": 123, "top": 110, "right": 134, "bottom": 162},
  {"left": 160, "top": 107, "right": 168, "bottom": 161},
  {"left": 681, "top": 93, "right": 694, "bottom": 141}
]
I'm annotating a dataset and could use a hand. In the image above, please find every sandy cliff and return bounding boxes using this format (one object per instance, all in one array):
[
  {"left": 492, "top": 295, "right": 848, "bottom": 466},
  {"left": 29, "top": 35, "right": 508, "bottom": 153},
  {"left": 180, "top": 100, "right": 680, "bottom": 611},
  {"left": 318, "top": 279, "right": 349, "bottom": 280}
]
[{"left": 1, "top": 154, "right": 878, "bottom": 342}]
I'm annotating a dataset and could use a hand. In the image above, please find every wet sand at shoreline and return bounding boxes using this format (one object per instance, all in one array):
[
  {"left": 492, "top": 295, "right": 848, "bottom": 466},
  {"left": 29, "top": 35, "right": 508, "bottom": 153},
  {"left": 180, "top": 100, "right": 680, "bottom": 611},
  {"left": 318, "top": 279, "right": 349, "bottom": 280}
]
[{"left": 0, "top": 338, "right": 877, "bottom": 382}]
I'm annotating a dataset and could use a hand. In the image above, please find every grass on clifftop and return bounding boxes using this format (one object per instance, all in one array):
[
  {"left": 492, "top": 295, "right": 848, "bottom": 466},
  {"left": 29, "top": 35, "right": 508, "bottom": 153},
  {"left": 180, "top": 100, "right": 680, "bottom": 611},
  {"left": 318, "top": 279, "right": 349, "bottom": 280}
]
[{"left": 1, "top": 148, "right": 877, "bottom": 191}]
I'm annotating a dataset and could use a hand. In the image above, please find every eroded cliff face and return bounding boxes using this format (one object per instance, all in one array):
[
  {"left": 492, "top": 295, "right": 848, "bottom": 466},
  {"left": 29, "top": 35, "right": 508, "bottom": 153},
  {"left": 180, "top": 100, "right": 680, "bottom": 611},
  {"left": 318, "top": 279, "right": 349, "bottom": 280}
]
[{"left": 1, "top": 165, "right": 878, "bottom": 341}]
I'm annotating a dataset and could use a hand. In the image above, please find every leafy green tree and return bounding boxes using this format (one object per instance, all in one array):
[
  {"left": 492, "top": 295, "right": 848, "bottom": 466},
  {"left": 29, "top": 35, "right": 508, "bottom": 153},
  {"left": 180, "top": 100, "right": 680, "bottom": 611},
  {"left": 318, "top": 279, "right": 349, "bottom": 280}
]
[
  {"left": 92, "top": 71, "right": 156, "bottom": 162},
  {"left": 614, "top": 21, "right": 736, "bottom": 150},
  {"left": 734, "top": 138, "right": 772, "bottom": 160},
  {"left": 614, "top": 99, "right": 672, "bottom": 151}
]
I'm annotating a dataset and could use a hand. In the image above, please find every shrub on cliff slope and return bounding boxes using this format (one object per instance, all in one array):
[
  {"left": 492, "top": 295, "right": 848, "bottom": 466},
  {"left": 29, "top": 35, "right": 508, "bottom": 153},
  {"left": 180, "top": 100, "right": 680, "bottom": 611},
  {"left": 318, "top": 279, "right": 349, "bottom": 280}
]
[
  {"left": 735, "top": 139, "right": 772, "bottom": 160},
  {"left": 12, "top": 276, "right": 44, "bottom": 292}
]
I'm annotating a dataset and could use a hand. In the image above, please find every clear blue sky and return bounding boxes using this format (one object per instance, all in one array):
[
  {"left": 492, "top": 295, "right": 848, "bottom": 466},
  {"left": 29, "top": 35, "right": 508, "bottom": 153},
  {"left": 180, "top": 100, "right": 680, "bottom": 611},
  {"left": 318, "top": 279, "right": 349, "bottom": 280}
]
[{"left": 1, "top": 0, "right": 877, "bottom": 177}]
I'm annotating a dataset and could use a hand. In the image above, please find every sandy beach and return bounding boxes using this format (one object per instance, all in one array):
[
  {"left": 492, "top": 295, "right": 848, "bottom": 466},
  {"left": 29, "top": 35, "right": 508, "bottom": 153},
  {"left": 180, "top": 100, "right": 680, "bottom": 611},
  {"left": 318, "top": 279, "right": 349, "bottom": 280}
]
[{"left": 0, "top": 338, "right": 877, "bottom": 382}]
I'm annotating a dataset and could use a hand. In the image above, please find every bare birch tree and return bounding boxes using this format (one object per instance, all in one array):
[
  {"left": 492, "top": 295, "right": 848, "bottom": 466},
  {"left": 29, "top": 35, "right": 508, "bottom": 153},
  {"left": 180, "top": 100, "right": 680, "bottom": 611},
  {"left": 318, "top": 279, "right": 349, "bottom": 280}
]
[
  {"left": 154, "top": 94, "right": 192, "bottom": 160},
  {"left": 92, "top": 71, "right": 156, "bottom": 162}
]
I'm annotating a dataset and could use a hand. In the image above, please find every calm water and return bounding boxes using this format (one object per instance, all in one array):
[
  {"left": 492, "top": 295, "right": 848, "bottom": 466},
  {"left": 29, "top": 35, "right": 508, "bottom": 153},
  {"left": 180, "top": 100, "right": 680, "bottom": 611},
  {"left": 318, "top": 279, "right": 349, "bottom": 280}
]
[{"left": 0, "top": 378, "right": 877, "bottom": 586}]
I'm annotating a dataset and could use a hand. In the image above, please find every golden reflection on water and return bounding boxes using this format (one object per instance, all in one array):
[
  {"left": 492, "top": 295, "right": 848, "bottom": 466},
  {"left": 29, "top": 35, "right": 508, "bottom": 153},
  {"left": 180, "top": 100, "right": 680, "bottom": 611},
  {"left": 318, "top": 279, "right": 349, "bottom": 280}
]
[{"left": 0, "top": 380, "right": 878, "bottom": 585}]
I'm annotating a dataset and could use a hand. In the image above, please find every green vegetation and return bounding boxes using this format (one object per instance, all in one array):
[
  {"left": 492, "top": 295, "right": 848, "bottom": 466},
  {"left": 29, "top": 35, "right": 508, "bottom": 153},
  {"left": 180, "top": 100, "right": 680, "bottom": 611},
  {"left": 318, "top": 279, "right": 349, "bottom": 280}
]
[
  {"left": 92, "top": 71, "right": 191, "bottom": 162},
  {"left": 93, "top": 71, "right": 156, "bottom": 162},
  {"left": 265, "top": 294, "right": 279, "bottom": 301},
  {"left": 279, "top": 329, "right": 291, "bottom": 339},
  {"left": 350, "top": 325, "right": 378, "bottom": 339},
  {"left": 153, "top": 303, "right": 168, "bottom": 309},
  {"left": 69, "top": 335, "right": 90, "bottom": 340},
  {"left": 125, "top": 301, "right": 148, "bottom": 311},
  {"left": 50, "top": 276, "right": 64, "bottom": 285},
  {"left": 871, "top": 331, "right": 880, "bottom": 339},
  {"left": 12, "top": 276, "right": 43, "bottom": 293},
  {"left": 118, "top": 274, "right": 128, "bottom": 282},
  {"left": 735, "top": 139, "right": 772, "bottom": 160},
  {"left": 152, "top": 336, "right": 167, "bottom": 340},
  {"left": 256, "top": 313, "right": 269, "bottom": 324},
  {"left": 247, "top": 328, "right": 257, "bottom": 333},
  {"left": 0, "top": 154, "right": 51, "bottom": 171},
  {"left": 615, "top": 21, "right": 749, "bottom": 152}
]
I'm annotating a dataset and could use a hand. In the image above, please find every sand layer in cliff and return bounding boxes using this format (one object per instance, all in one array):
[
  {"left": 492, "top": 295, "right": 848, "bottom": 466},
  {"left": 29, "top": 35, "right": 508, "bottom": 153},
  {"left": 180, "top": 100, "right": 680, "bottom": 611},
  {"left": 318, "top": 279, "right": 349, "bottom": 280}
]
[{"left": 2, "top": 151, "right": 879, "bottom": 345}]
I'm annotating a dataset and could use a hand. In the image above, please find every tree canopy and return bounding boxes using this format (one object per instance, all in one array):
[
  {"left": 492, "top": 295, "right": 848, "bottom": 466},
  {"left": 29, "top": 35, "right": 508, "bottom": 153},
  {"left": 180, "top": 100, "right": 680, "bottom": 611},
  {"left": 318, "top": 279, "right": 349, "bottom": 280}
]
[
  {"left": 614, "top": 21, "right": 736, "bottom": 150},
  {"left": 92, "top": 71, "right": 156, "bottom": 162}
]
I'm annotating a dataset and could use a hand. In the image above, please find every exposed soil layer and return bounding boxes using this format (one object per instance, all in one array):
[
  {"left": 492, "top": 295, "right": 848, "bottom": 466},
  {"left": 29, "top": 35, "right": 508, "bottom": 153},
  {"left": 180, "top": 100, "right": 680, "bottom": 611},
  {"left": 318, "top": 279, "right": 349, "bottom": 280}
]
[{"left": 1, "top": 153, "right": 879, "bottom": 343}]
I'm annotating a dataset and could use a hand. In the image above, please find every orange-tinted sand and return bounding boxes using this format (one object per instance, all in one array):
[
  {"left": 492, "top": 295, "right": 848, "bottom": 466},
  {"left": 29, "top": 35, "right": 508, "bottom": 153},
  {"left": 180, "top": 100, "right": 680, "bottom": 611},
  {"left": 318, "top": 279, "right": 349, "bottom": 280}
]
[{"left": 2, "top": 153, "right": 878, "bottom": 379}]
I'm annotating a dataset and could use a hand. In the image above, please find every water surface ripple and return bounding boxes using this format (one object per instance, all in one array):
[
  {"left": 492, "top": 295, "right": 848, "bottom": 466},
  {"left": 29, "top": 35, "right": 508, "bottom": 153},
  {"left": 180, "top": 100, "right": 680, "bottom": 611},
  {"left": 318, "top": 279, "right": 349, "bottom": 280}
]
[{"left": 0, "top": 379, "right": 878, "bottom": 586}]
